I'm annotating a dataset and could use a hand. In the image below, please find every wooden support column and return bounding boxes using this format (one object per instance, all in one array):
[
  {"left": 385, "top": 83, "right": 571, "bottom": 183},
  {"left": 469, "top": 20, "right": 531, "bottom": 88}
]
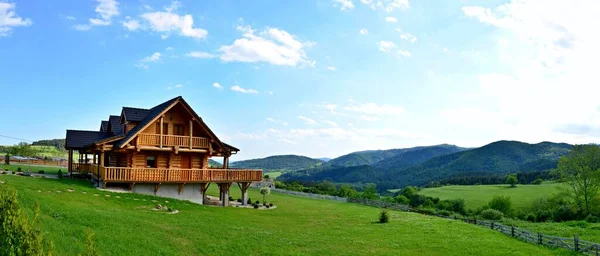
[
  {"left": 97, "top": 152, "right": 104, "bottom": 188},
  {"left": 220, "top": 183, "right": 231, "bottom": 207},
  {"left": 189, "top": 119, "right": 193, "bottom": 149},
  {"left": 68, "top": 149, "right": 73, "bottom": 175},
  {"left": 160, "top": 116, "right": 164, "bottom": 148},
  {"left": 199, "top": 183, "right": 209, "bottom": 205},
  {"left": 238, "top": 182, "right": 250, "bottom": 205},
  {"left": 93, "top": 154, "right": 96, "bottom": 165}
]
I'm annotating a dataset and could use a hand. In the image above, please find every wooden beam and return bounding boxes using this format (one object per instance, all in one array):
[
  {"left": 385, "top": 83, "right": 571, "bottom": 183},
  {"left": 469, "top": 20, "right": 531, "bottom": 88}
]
[
  {"left": 178, "top": 183, "right": 185, "bottom": 195},
  {"left": 154, "top": 183, "right": 162, "bottom": 195},
  {"left": 160, "top": 116, "right": 164, "bottom": 148},
  {"left": 189, "top": 119, "right": 193, "bottom": 150},
  {"left": 68, "top": 149, "right": 73, "bottom": 175},
  {"left": 129, "top": 183, "right": 135, "bottom": 192}
]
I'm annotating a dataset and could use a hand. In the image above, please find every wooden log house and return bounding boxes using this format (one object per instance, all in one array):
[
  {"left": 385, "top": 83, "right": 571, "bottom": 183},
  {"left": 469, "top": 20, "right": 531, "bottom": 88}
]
[{"left": 65, "top": 96, "right": 262, "bottom": 206}]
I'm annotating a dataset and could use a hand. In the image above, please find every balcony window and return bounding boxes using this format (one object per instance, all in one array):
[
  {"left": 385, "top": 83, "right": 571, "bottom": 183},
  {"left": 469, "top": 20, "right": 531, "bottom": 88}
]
[
  {"left": 146, "top": 156, "right": 156, "bottom": 168},
  {"left": 174, "top": 124, "right": 184, "bottom": 136}
]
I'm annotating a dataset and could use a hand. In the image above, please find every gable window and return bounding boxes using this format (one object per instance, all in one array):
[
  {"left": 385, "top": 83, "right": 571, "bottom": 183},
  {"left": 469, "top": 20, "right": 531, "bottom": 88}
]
[
  {"left": 146, "top": 156, "right": 156, "bottom": 168},
  {"left": 174, "top": 124, "right": 184, "bottom": 136}
]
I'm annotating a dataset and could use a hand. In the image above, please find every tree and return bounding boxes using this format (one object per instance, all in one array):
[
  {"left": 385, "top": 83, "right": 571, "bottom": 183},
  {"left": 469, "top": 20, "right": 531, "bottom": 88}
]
[
  {"left": 400, "top": 186, "right": 418, "bottom": 198},
  {"left": 557, "top": 144, "right": 600, "bottom": 216},
  {"left": 337, "top": 185, "right": 358, "bottom": 198},
  {"left": 506, "top": 174, "right": 518, "bottom": 188},
  {"left": 4, "top": 154, "right": 9, "bottom": 165},
  {"left": 360, "top": 183, "right": 379, "bottom": 200},
  {"left": 488, "top": 195, "right": 512, "bottom": 215},
  {"left": 260, "top": 187, "right": 271, "bottom": 204}
]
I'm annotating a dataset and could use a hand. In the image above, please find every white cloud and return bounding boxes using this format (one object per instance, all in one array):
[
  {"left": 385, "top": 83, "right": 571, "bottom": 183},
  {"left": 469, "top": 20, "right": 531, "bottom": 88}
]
[
  {"left": 332, "top": 0, "right": 354, "bottom": 11},
  {"left": 141, "top": 11, "right": 207, "bottom": 39},
  {"left": 267, "top": 117, "right": 288, "bottom": 126},
  {"left": 297, "top": 116, "right": 317, "bottom": 125},
  {"left": 187, "top": 51, "right": 216, "bottom": 58},
  {"left": 212, "top": 82, "right": 223, "bottom": 89},
  {"left": 142, "top": 52, "right": 161, "bottom": 62},
  {"left": 231, "top": 85, "right": 259, "bottom": 94},
  {"left": 73, "top": 0, "right": 118, "bottom": 30},
  {"left": 174, "top": 84, "right": 183, "bottom": 88},
  {"left": 122, "top": 19, "right": 140, "bottom": 31},
  {"left": 359, "top": 28, "right": 368, "bottom": 35},
  {"left": 327, "top": 66, "right": 336, "bottom": 71},
  {"left": 397, "top": 49, "right": 411, "bottom": 57},
  {"left": 323, "top": 120, "right": 339, "bottom": 127},
  {"left": 73, "top": 24, "right": 92, "bottom": 31},
  {"left": 219, "top": 25, "right": 314, "bottom": 67},
  {"left": 360, "top": 0, "right": 409, "bottom": 12},
  {"left": 385, "top": 17, "right": 397, "bottom": 23},
  {"left": 323, "top": 104, "right": 338, "bottom": 112},
  {"left": 396, "top": 29, "right": 417, "bottom": 43},
  {"left": 378, "top": 40, "right": 396, "bottom": 52},
  {"left": 65, "top": 16, "right": 76, "bottom": 21},
  {"left": 0, "top": 2, "right": 32, "bottom": 36},
  {"left": 164, "top": 1, "right": 181, "bottom": 13}
]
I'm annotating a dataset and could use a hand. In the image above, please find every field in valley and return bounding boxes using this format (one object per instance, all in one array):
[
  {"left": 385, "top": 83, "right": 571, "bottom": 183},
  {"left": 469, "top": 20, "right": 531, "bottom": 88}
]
[
  {"left": 0, "top": 175, "right": 574, "bottom": 255},
  {"left": 419, "top": 183, "right": 563, "bottom": 210},
  {"left": 1, "top": 163, "right": 66, "bottom": 175}
]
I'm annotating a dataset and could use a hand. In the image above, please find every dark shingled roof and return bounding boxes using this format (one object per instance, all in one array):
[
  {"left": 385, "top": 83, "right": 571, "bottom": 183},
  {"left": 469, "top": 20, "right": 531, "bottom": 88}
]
[
  {"left": 223, "top": 142, "right": 240, "bottom": 152},
  {"left": 108, "top": 115, "right": 122, "bottom": 135},
  {"left": 65, "top": 130, "right": 113, "bottom": 149},
  {"left": 122, "top": 107, "right": 150, "bottom": 122},
  {"left": 114, "top": 96, "right": 182, "bottom": 148},
  {"left": 100, "top": 121, "right": 109, "bottom": 131}
]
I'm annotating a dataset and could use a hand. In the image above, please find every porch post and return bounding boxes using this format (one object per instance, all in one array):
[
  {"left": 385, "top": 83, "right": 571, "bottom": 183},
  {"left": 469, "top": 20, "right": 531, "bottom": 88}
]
[
  {"left": 160, "top": 116, "right": 164, "bottom": 148},
  {"left": 98, "top": 151, "right": 104, "bottom": 188},
  {"left": 189, "top": 119, "right": 193, "bottom": 149},
  {"left": 93, "top": 154, "right": 96, "bottom": 164},
  {"left": 199, "top": 183, "right": 207, "bottom": 205},
  {"left": 239, "top": 182, "right": 250, "bottom": 206},
  {"left": 68, "top": 149, "right": 73, "bottom": 176},
  {"left": 221, "top": 183, "right": 230, "bottom": 207}
]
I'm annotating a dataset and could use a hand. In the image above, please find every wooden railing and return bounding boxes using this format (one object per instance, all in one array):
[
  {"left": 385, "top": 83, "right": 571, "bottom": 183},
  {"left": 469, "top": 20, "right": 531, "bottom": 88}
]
[
  {"left": 100, "top": 167, "right": 262, "bottom": 183},
  {"left": 72, "top": 163, "right": 99, "bottom": 174},
  {"left": 136, "top": 134, "right": 210, "bottom": 149},
  {"left": 1, "top": 158, "right": 68, "bottom": 167}
]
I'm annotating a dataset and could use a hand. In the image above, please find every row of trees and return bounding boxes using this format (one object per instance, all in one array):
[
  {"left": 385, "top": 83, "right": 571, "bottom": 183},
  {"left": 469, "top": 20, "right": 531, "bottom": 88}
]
[
  {"left": 0, "top": 142, "right": 39, "bottom": 158},
  {"left": 274, "top": 180, "right": 380, "bottom": 200}
]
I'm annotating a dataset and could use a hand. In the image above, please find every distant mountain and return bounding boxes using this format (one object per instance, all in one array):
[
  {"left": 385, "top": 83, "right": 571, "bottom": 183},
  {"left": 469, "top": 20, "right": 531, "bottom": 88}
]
[
  {"left": 317, "top": 158, "right": 332, "bottom": 162},
  {"left": 208, "top": 159, "right": 222, "bottom": 168},
  {"left": 280, "top": 141, "right": 573, "bottom": 189},
  {"left": 324, "top": 149, "right": 407, "bottom": 167},
  {"left": 230, "top": 155, "right": 324, "bottom": 172}
]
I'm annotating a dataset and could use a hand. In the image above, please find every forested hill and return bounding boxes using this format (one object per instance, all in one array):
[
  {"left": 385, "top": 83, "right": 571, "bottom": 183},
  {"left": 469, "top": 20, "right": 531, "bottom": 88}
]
[
  {"left": 280, "top": 141, "right": 573, "bottom": 189},
  {"left": 229, "top": 155, "right": 324, "bottom": 172},
  {"left": 32, "top": 139, "right": 66, "bottom": 150}
]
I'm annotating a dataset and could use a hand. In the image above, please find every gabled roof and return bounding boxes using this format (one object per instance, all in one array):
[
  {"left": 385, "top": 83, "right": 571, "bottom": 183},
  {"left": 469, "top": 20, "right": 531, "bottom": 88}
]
[
  {"left": 122, "top": 107, "right": 150, "bottom": 122},
  {"left": 65, "top": 130, "right": 113, "bottom": 150},
  {"left": 114, "top": 96, "right": 181, "bottom": 148},
  {"left": 100, "top": 121, "right": 109, "bottom": 132},
  {"left": 108, "top": 115, "right": 122, "bottom": 135}
]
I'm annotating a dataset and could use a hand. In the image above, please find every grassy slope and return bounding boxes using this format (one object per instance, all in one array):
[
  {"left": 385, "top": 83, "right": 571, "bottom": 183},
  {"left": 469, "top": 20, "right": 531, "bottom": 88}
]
[
  {"left": 419, "top": 183, "right": 563, "bottom": 210},
  {"left": 0, "top": 175, "right": 571, "bottom": 256},
  {"left": 1, "top": 164, "right": 66, "bottom": 175}
]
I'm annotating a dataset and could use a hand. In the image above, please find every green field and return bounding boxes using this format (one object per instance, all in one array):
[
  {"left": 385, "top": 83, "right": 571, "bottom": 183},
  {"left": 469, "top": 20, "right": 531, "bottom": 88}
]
[
  {"left": 1, "top": 164, "right": 66, "bottom": 175},
  {"left": 0, "top": 175, "right": 573, "bottom": 255},
  {"left": 265, "top": 171, "right": 282, "bottom": 179},
  {"left": 419, "top": 183, "right": 563, "bottom": 210}
]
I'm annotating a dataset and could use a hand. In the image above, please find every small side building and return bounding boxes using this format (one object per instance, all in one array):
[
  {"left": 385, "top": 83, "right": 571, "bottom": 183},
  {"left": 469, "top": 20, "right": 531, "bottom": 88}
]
[{"left": 65, "top": 96, "right": 262, "bottom": 206}]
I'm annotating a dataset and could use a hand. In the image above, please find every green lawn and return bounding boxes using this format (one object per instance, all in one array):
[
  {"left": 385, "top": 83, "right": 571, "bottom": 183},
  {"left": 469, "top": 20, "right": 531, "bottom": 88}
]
[
  {"left": 0, "top": 175, "right": 573, "bottom": 256},
  {"left": 419, "top": 183, "right": 563, "bottom": 210},
  {"left": 265, "top": 171, "right": 282, "bottom": 179},
  {"left": 1, "top": 164, "right": 66, "bottom": 175}
]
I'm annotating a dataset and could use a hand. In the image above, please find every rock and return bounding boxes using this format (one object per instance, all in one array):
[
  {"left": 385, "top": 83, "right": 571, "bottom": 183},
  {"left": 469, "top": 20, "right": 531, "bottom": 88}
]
[
  {"left": 156, "top": 204, "right": 162, "bottom": 209},
  {"left": 165, "top": 200, "right": 169, "bottom": 203},
  {"left": 105, "top": 195, "right": 111, "bottom": 197},
  {"left": 116, "top": 196, "right": 121, "bottom": 199}
]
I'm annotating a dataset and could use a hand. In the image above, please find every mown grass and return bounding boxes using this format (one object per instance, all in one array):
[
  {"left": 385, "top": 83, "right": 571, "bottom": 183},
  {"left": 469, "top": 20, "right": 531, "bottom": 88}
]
[
  {"left": 0, "top": 175, "right": 574, "bottom": 256},
  {"left": 419, "top": 183, "right": 563, "bottom": 210},
  {"left": 1, "top": 164, "right": 66, "bottom": 175}
]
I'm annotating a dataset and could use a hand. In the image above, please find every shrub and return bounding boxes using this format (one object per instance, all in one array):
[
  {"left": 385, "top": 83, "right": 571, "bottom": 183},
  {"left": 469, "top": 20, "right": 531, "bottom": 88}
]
[
  {"left": 401, "top": 186, "right": 418, "bottom": 198},
  {"left": 488, "top": 196, "right": 512, "bottom": 215},
  {"left": 12, "top": 171, "right": 16, "bottom": 175},
  {"left": 38, "top": 170, "right": 44, "bottom": 174},
  {"left": 260, "top": 187, "right": 271, "bottom": 204},
  {"left": 269, "top": 203, "right": 273, "bottom": 207},
  {"left": 526, "top": 213, "right": 536, "bottom": 222},
  {"left": 379, "top": 210, "right": 390, "bottom": 223},
  {"left": 423, "top": 199, "right": 435, "bottom": 208},
  {"left": 253, "top": 204, "right": 259, "bottom": 209},
  {"left": 394, "top": 195, "right": 409, "bottom": 205},
  {"left": 417, "top": 208, "right": 437, "bottom": 215},
  {"left": 236, "top": 198, "right": 243, "bottom": 203},
  {"left": 17, "top": 167, "right": 21, "bottom": 172},
  {"left": 57, "top": 170, "right": 63, "bottom": 179},
  {"left": 255, "top": 200, "right": 260, "bottom": 205},
  {"left": 437, "top": 210, "right": 452, "bottom": 216},
  {"left": 480, "top": 209, "right": 504, "bottom": 220},
  {"left": 586, "top": 215, "right": 600, "bottom": 223},
  {"left": 228, "top": 196, "right": 234, "bottom": 201},
  {"left": 532, "top": 178, "right": 543, "bottom": 185},
  {"left": 247, "top": 198, "right": 252, "bottom": 205},
  {"left": 4, "top": 154, "right": 8, "bottom": 165}
]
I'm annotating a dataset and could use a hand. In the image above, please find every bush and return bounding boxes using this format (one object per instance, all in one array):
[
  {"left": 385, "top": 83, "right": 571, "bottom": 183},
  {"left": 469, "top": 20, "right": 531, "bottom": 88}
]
[
  {"left": 417, "top": 207, "right": 437, "bottom": 215},
  {"left": 228, "top": 196, "right": 234, "bottom": 201},
  {"left": 526, "top": 213, "right": 536, "bottom": 222},
  {"left": 480, "top": 209, "right": 504, "bottom": 220},
  {"left": 38, "top": 170, "right": 44, "bottom": 174},
  {"left": 12, "top": 171, "right": 16, "bottom": 175},
  {"left": 394, "top": 195, "right": 409, "bottom": 205},
  {"left": 260, "top": 187, "right": 271, "bottom": 204},
  {"left": 253, "top": 204, "right": 259, "bottom": 209},
  {"left": 255, "top": 200, "right": 260, "bottom": 205},
  {"left": 57, "top": 170, "right": 63, "bottom": 179},
  {"left": 269, "top": 203, "right": 273, "bottom": 207},
  {"left": 488, "top": 196, "right": 512, "bottom": 215},
  {"left": 423, "top": 199, "right": 435, "bottom": 208},
  {"left": 379, "top": 210, "right": 390, "bottom": 223},
  {"left": 437, "top": 210, "right": 452, "bottom": 216},
  {"left": 17, "top": 167, "right": 21, "bottom": 172},
  {"left": 247, "top": 198, "right": 252, "bottom": 205},
  {"left": 586, "top": 215, "right": 600, "bottom": 223},
  {"left": 532, "top": 178, "right": 543, "bottom": 185},
  {"left": 236, "top": 198, "right": 242, "bottom": 203}
]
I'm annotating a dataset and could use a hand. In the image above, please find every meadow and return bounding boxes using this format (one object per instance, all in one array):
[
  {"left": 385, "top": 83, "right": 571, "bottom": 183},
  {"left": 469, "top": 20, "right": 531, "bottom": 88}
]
[
  {"left": 1, "top": 163, "right": 66, "bottom": 175},
  {"left": 419, "top": 183, "right": 563, "bottom": 210},
  {"left": 0, "top": 175, "right": 573, "bottom": 256}
]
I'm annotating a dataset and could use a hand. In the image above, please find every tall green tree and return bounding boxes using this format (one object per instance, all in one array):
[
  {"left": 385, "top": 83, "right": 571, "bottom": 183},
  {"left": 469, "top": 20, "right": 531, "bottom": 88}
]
[
  {"left": 506, "top": 174, "right": 518, "bottom": 188},
  {"left": 360, "top": 183, "right": 379, "bottom": 200},
  {"left": 557, "top": 144, "right": 600, "bottom": 216},
  {"left": 4, "top": 154, "right": 9, "bottom": 165}
]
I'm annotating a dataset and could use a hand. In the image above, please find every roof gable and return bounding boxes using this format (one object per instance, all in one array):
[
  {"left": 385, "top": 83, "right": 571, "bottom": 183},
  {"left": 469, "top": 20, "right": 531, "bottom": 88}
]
[
  {"left": 122, "top": 107, "right": 150, "bottom": 122},
  {"left": 108, "top": 115, "right": 122, "bottom": 135},
  {"left": 100, "top": 121, "right": 109, "bottom": 132}
]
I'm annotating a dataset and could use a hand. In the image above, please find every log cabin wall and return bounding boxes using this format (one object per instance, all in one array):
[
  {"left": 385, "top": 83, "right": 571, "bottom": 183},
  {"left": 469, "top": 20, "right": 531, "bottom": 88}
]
[
  {"left": 138, "top": 103, "right": 211, "bottom": 138},
  {"left": 126, "top": 151, "right": 207, "bottom": 169}
]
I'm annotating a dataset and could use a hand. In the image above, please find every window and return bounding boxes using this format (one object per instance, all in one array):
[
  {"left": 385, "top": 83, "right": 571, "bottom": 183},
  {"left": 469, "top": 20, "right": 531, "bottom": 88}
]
[
  {"left": 156, "top": 123, "right": 169, "bottom": 134},
  {"left": 146, "top": 156, "right": 156, "bottom": 168},
  {"left": 174, "top": 124, "right": 184, "bottom": 136}
]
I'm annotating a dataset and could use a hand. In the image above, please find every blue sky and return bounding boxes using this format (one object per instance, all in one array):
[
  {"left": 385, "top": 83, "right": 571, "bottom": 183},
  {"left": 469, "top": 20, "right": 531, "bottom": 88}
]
[{"left": 1, "top": 0, "right": 599, "bottom": 160}]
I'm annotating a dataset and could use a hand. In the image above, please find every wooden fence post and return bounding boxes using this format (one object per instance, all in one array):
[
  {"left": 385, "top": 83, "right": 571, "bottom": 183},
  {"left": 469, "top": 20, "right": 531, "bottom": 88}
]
[
  {"left": 511, "top": 226, "right": 515, "bottom": 237},
  {"left": 538, "top": 232, "right": 542, "bottom": 245},
  {"left": 575, "top": 234, "right": 579, "bottom": 252},
  {"left": 491, "top": 221, "right": 494, "bottom": 230}
]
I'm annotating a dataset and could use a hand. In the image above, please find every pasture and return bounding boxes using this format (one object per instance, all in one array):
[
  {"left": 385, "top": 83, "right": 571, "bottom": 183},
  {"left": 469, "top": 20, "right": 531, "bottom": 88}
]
[{"left": 0, "top": 175, "right": 572, "bottom": 255}]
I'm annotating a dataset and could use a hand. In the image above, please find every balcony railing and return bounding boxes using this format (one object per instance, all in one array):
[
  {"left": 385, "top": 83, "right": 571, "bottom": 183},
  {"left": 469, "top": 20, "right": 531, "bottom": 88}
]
[
  {"left": 100, "top": 167, "right": 262, "bottom": 183},
  {"left": 136, "top": 134, "right": 210, "bottom": 149},
  {"left": 72, "top": 163, "right": 99, "bottom": 174}
]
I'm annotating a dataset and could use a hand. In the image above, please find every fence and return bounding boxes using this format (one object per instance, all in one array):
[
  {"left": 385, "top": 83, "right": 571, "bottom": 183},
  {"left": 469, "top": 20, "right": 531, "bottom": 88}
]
[
  {"left": 0, "top": 158, "right": 68, "bottom": 167},
  {"left": 270, "top": 188, "right": 348, "bottom": 202}
]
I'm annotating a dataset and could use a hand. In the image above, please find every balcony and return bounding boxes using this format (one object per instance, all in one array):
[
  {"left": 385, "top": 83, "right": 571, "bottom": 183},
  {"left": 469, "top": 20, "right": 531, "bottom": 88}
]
[
  {"left": 136, "top": 134, "right": 210, "bottom": 149},
  {"left": 99, "top": 167, "right": 263, "bottom": 183}
]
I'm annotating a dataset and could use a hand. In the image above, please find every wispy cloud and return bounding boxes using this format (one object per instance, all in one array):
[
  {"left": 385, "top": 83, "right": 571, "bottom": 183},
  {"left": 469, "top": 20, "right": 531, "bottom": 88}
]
[
  {"left": 378, "top": 40, "right": 396, "bottom": 52},
  {"left": 267, "top": 117, "right": 288, "bottom": 126},
  {"left": 385, "top": 17, "right": 397, "bottom": 23},
  {"left": 212, "top": 82, "right": 223, "bottom": 89},
  {"left": 359, "top": 28, "right": 368, "bottom": 35},
  {"left": 74, "top": 0, "right": 119, "bottom": 31},
  {"left": 231, "top": 85, "right": 259, "bottom": 94},
  {"left": 140, "top": 3, "right": 207, "bottom": 39},
  {"left": 0, "top": 2, "right": 32, "bottom": 36},
  {"left": 297, "top": 116, "right": 317, "bottom": 125},
  {"left": 327, "top": 66, "right": 336, "bottom": 71},
  {"left": 187, "top": 51, "right": 216, "bottom": 58},
  {"left": 332, "top": 0, "right": 354, "bottom": 11}
]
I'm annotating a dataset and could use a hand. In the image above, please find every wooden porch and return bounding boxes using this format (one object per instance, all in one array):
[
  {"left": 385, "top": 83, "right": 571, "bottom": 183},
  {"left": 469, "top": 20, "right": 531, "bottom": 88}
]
[{"left": 135, "top": 134, "right": 210, "bottom": 149}]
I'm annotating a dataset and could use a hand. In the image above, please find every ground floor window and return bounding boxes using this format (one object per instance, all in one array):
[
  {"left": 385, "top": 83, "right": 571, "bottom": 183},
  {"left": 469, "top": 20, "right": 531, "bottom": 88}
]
[{"left": 146, "top": 156, "right": 156, "bottom": 168}]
